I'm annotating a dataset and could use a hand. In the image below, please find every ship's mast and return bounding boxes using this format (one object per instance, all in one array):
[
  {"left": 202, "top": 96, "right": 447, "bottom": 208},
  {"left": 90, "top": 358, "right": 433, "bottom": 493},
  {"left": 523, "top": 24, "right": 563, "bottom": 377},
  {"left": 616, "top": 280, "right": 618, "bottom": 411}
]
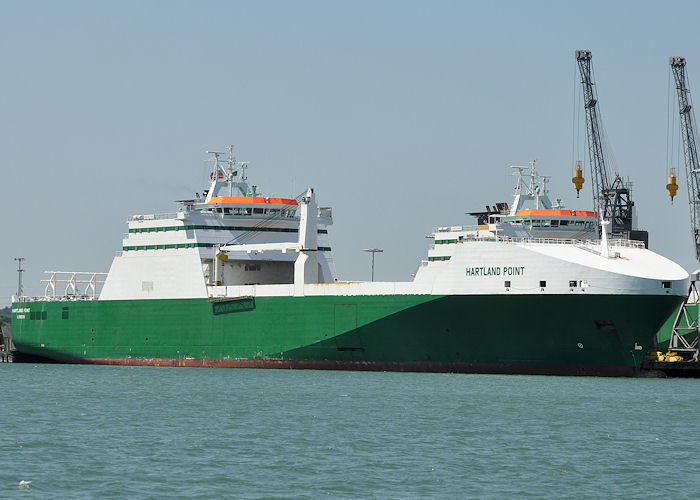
[
  {"left": 508, "top": 160, "right": 552, "bottom": 215},
  {"left": 227, "top": 145, "right": 235, "bottom": 197},
  {"left": 204, "top": 150, "right": 224, "bottom": 203},
  {"left": 204, "top": 147, "right": 253, "bottom": 201},
  {"left": 14, "top": 257, "right": 25, "bottom": 298}
]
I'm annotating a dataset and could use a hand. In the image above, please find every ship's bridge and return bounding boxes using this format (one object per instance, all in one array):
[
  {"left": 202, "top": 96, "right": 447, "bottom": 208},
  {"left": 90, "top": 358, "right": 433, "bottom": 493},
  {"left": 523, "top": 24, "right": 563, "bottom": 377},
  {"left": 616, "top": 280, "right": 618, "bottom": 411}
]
[
  {"left": 496, "top": 209, "right": 597, "bottom": 233},
  {"left": 200, "top": 196, "right": 299, "bottom": 218}
]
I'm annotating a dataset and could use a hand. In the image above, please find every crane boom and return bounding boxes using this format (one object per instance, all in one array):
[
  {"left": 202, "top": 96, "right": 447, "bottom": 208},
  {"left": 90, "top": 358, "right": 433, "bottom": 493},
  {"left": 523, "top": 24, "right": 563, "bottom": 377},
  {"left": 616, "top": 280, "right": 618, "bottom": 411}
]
[
  {"left": 575, "top": 50, "right": 638, "bottom": 238},
  {"left": 667, "top": 56, "right": 699, "bottom": 361},
  {"left": 575, "top": 50, "right": 610, "bottom": 215},
  {"left": 670, "top": 56, "right": 700, "bottom": 261}
]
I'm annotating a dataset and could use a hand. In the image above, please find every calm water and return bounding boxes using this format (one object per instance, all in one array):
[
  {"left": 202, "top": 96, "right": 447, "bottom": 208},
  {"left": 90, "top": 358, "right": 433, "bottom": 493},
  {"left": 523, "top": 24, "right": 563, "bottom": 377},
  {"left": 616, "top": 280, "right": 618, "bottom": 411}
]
[{"left": 1, "top": 364, "right": 699, "bottom": 498}]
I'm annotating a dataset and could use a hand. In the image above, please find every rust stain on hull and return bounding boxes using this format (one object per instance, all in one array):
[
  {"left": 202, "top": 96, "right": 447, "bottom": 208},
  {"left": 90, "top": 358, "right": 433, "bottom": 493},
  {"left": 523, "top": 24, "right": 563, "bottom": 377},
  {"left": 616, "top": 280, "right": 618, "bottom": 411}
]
[{"left": 53, "top": 357, "right": 639, "bottom": 377}]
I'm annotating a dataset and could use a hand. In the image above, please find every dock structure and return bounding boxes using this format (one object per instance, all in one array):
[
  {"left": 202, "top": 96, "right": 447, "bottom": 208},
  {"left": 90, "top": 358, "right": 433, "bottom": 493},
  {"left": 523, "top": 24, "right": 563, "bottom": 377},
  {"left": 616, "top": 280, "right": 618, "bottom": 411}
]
[
  {"left": 640, "top": 360, "right": 700, "bottom": 378},
  {"left": 0, "top": 325, "right": 12, "bottom": 362}
]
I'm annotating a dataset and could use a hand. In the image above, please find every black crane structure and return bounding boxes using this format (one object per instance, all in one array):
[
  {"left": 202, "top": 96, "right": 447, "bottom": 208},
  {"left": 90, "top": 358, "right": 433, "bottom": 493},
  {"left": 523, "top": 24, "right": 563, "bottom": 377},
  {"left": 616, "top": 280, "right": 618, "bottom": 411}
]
[
  {"left": 575, "top": 50, "right": 643, "bottom": 242},
  {"left": 670, "top": 56, "right": 700, "bottom": 262},
  {"left": 667, "top": 56, "right": 700, "bottom": 360}
]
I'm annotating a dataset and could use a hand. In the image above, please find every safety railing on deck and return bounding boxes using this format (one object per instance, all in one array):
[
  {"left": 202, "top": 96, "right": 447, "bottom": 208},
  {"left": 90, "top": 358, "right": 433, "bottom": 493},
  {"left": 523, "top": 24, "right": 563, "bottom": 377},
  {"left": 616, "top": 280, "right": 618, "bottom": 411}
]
[
  {"left": 430, "top": 232, "right": 646, "bottom": 250},
  {"left": 129, "top": 213, "right": 179, "bottom": 222},
  {"left": 13, "top": 271, "right": 109, "bottom": 302}
]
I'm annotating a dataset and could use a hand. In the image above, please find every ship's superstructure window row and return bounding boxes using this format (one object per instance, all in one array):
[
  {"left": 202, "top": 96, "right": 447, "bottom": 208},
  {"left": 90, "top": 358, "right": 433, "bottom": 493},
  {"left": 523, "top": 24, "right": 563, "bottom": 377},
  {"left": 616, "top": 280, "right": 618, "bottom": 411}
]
[
  {"left": 513, "top": 219, "right": 595, "bottom": 229},
  {"left": 428, "top": 256, "right": 452, "bottom": 261},
  {"left": 209, "top": 207, "right": 297, "bottom": 217},
  {"left": 434, "top": 239, "right": 459, "bottom": 244},
  {"left": 128, "top": 225, "right": 328, "bottom": 234}
]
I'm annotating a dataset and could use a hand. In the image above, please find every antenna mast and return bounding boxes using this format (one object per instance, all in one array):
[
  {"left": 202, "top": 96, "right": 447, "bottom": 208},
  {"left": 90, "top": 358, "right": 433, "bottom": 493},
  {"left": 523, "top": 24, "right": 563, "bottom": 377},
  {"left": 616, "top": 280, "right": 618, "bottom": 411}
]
[{"left": 14, "top": 257, "right": 25, "bottom": 298}]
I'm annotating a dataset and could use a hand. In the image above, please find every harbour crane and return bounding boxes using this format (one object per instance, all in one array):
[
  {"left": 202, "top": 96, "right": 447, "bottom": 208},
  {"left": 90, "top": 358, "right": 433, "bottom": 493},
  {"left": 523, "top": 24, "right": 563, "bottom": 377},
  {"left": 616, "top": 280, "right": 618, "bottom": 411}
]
[
  {"left": 670, "top": 57, "right": 700, "bottom": 261},
  {"left": 575, "top": 50, "right": 648, "bottom": 245},
  {"left": 667, "top": 56, "right": 700, "bottom": 359}
]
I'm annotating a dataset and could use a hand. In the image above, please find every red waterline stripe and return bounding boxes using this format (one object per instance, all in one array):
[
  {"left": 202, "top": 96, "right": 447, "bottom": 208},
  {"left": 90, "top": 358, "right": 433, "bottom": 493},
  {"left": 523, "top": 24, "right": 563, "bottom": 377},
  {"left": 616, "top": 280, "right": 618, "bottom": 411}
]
[{"left": 54, "top": 357, "right": 641, "bottom": 377}]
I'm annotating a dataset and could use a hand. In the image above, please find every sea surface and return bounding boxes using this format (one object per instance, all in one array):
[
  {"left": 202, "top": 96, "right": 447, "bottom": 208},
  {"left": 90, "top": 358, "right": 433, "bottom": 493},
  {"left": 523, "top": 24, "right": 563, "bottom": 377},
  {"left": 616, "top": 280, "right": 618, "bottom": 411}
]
[{"left": 1, "top": 364, "right": 699, "bottom": 499}]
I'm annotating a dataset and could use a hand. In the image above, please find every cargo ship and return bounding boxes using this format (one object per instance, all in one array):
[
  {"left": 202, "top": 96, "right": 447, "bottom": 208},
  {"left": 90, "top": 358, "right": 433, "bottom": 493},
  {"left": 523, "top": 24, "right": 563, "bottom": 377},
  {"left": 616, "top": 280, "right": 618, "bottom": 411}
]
[{"left": 11, "top": 149, "right": 690, "bottom": 375}]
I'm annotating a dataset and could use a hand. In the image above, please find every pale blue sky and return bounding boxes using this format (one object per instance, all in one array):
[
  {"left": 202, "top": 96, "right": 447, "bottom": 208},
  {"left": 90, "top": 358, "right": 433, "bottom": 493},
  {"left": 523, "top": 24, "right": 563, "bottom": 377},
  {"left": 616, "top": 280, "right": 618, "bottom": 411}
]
[{"left": 2, "top": 0, "right": 700, "bottom": 302}]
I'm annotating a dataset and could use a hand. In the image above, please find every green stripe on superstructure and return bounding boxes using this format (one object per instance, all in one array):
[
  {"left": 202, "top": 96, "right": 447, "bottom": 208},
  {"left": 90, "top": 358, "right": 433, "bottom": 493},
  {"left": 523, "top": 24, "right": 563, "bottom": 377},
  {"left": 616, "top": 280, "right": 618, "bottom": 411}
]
[
  {"left": 129, "top": 225, "right": 328, "bottom": 234},
  {"left": 122, "top": 243, "right": 212, "bottom": 251},
  {"left": 121, "top": 244, "right": 333, "bottom": 252}
]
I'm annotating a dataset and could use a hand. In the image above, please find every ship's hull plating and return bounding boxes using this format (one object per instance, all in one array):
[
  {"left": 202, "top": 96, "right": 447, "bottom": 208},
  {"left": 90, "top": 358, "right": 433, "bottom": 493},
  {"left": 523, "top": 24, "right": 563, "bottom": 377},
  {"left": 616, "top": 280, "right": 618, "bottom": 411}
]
[{"left": 11, "top": 294, "right": 683, "bottom": 376}]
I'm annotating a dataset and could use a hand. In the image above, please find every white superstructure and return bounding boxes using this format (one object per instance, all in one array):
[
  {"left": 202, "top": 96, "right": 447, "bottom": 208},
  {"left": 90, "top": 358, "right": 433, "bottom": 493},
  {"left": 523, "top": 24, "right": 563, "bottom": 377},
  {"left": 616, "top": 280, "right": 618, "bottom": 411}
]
[
  {"left": 470, "top": 161, "right": 599, "bottom": 240},
  {"left": 94, "top": 151, "right": 689, "bottom": 302},
  {"left": 100, "top": 147, "right": 336, "bottom": 300},
  {"left": 415, "top": 223, "right": 688, "bottom": 296}
]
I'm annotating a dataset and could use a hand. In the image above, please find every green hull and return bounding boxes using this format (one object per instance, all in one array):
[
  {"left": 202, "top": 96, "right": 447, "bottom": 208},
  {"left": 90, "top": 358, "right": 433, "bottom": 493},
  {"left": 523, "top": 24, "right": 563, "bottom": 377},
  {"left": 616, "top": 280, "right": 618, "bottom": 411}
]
[{"left": 11, "top": 293, "right": 684, "bottom": 376}]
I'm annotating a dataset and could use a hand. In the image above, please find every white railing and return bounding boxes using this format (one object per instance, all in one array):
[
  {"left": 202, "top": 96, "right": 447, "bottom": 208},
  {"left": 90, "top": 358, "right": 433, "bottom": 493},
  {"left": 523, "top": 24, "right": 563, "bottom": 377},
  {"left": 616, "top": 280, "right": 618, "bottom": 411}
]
[
  {"left": 40, "top": 271, "right": 108, "bottom": 300},
  {"left": 503, "top": 236, "right": 645, "bottom": 249},
  {"left": 129, "top": 213, "right": 179, "bottom": 222},
  {"left": 434, "top": 225, "right": 476, "bottom": 233},
  {"left": 430, "top": 233, "right": 646, "bottom": 250}
]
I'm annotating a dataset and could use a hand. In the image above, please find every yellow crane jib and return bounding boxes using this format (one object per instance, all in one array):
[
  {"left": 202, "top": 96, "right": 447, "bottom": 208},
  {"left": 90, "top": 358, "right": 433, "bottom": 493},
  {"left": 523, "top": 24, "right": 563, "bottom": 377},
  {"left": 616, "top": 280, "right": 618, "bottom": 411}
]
[
  {"left": 667, "top": 168, "right": 679, "bottom": 204},
  {"left": 572, "top": 161, "right": 585, "bottom": 198}
]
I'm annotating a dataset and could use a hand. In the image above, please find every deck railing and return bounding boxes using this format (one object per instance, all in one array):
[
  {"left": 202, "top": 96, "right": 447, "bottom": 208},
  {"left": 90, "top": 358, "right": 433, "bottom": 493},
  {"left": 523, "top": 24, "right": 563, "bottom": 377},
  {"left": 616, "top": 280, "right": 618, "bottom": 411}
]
[
  {"left": 9, "top": 271, "right": 110, "bottom": 302},
  {"left": 13, "top": 271, "right": 108, "bottom": 302},
  {"left": 129, "top": 213, "right": 179, "bottom": 222},
  {"left": 430, "top": 233, "right": 645, "bottom": 250}
]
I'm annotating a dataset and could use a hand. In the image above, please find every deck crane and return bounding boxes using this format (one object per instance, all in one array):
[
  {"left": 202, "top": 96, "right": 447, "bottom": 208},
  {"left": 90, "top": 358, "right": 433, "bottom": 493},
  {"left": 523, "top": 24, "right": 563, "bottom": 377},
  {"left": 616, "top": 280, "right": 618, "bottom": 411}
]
[
  {"left": 575, "top": 50, "right": 648, "bottom": 245},
  {"left": 667, "top": 56, "right": 699, "bottom": 359}
]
